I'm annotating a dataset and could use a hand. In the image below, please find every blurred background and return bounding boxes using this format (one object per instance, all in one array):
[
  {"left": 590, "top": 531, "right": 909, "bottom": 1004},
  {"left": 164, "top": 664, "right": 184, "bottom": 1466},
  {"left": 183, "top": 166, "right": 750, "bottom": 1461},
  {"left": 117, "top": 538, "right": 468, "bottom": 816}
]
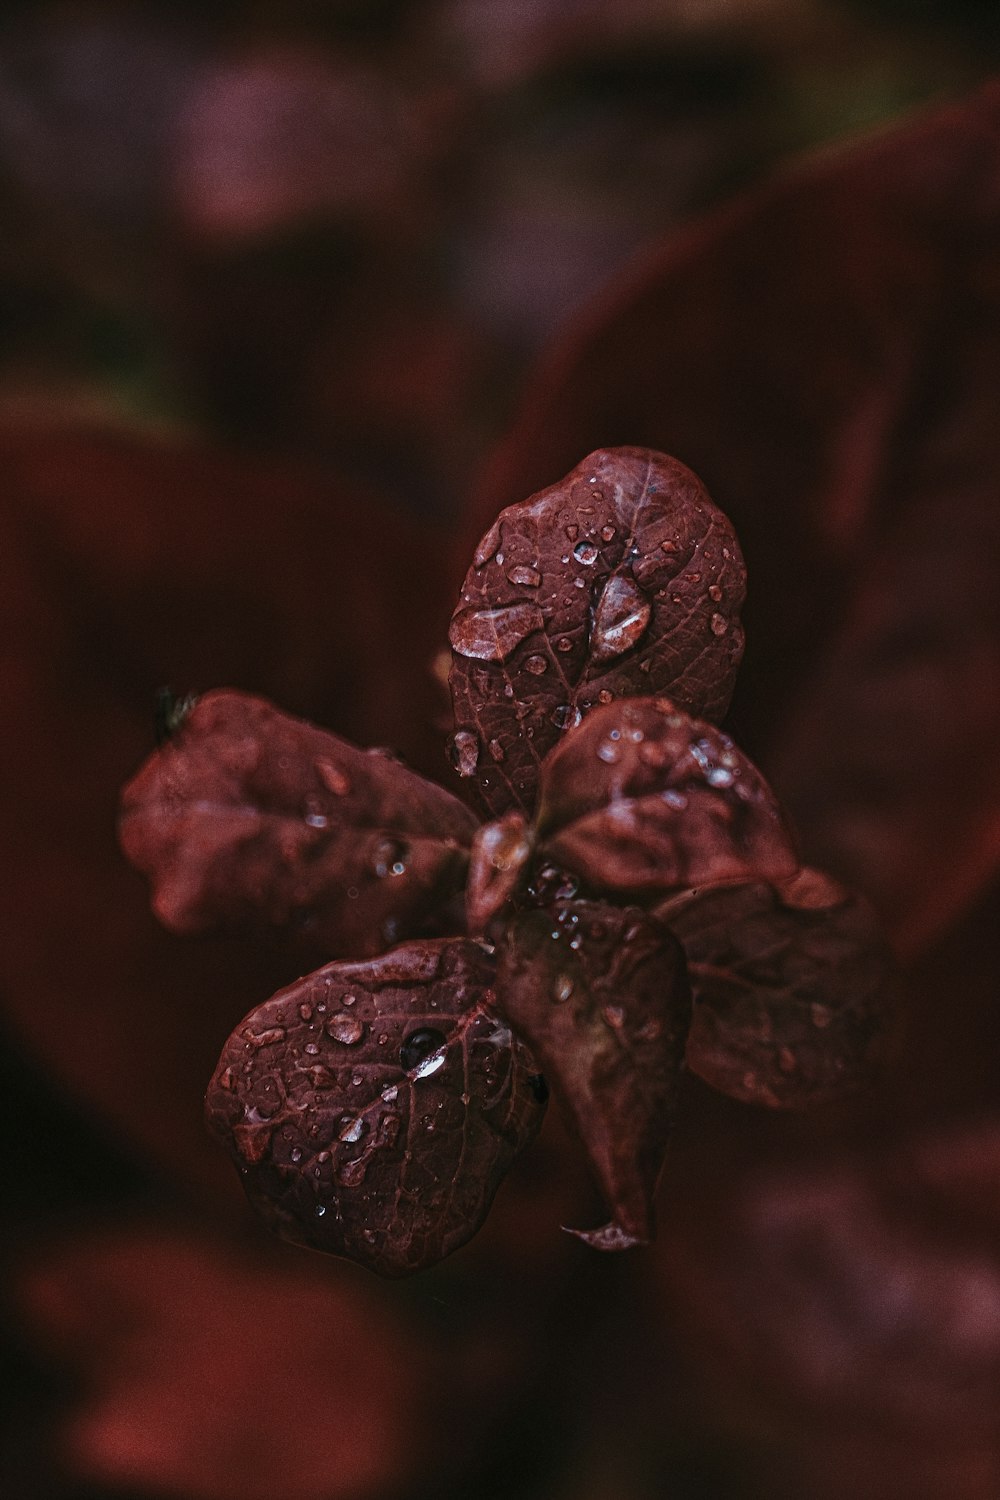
[{"left": 2, "top": 2, "right": 1000, "bottom": 1498}]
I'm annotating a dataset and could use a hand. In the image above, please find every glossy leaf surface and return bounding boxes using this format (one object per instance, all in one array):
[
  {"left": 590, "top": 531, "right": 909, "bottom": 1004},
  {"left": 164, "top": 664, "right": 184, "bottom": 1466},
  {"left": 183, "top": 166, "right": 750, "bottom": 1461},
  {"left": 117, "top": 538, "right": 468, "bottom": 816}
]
[
  {"left": 498, "top": 900, "right": 690, "bottom": 1248},
  {"left": 660, "top": 868, "right": 896, "bottom": 1108},
  {"left": 449, "top": 447, "right": 745, "bottom": 815},
  {"left": 536, "top": 696, "right": 797, "bottom": 894},
  {"left": 205, "top": 939, "right": 545, "bottom": 1276},
  {"left": 121, "top": 690, "right": 477, "bottom": 958}
]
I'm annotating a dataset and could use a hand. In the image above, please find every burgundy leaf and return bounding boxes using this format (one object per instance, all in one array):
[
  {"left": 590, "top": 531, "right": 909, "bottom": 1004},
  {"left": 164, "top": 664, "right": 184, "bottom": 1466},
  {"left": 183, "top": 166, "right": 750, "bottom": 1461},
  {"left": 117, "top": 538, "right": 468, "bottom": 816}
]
[
  {"left": 448, "top": 447, "right": 745, "bottom": 816},
  {"left": 471, "top": 84, "right": 1000, "bottom": 953},
  {"left": 465, "top": 811, "right": 534, "bottom": 934},
  {"left": 121, "top": 689, "right": 477, "bottom": 958},
  {"left": 663, "top": 1117, "right": 1000, "bottom": 1497},
  {"left": 497, "top": 900, "right": 691, "bottom": 1248},
  {"left": 205, "top": 938, "right": 545, "bottom": 1276},
  {"left": 14, "top": 1222, "right": 431, "bottom": 1500},
  {"left": 657, "top": 868, "right": 896, "bottom": 1109},
  {"left": 535, "top": 696, "right": 797, "bottom": 895}
]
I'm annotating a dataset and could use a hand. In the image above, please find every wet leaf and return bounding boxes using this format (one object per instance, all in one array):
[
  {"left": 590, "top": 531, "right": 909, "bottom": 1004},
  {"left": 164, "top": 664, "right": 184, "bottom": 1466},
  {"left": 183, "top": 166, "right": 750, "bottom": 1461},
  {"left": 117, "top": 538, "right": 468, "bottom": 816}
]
[
  {"left": 449, "top": 447, "right": 745, "bottom": 815},
  {"left": 535, "top": 696, "right": 797, "bottom": 895},
  {"left": 121, "top": 690, "right": 477, "bottom": 958},
  {"left": 498, "top": 900, "right": 690, "bottom": 1248},
  {"left": 473, "top": 84, "right": 1000, "bottom": 954},
  {"left": 657, "top": 868, "right": 896, "bottom": 1108},
  {"left": 205, "top": 939, "right": 545, "bottom": 1276}
]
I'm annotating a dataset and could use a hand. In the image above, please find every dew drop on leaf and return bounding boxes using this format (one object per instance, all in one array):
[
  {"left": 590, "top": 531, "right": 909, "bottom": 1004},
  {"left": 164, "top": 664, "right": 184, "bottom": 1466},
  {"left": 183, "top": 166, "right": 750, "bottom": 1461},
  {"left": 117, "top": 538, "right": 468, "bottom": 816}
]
[
  {"left": 573, "top": 542, "right": 599, "bottom": 565},
  {"left": 590, "top": 576, "right": 652, "bottom": 662},
  {"left": 448, "top": 603, "right": 541, "bottom": 662},
  {"left": 326, "top": 1015, "right": 364, "bottom": 1045},
  {"left": 448, "top": 730, "right": 480, "bottom": 777},
  {"left": 400, "top": 1027, "right": 447, "bottom": 1070}
]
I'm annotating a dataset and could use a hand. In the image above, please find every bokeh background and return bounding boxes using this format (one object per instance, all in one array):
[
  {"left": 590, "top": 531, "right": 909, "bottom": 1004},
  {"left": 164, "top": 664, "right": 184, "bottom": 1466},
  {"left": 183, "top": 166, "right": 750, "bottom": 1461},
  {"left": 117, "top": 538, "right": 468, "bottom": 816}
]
[{"left": 3, "top": 3, "right": 1000, "bottom": 1498}]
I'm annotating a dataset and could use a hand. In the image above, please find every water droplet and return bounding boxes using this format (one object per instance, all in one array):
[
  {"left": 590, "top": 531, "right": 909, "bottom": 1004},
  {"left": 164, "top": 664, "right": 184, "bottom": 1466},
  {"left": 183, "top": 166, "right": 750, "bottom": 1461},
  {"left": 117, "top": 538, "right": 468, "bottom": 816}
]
[
  {"left": 242, "top": 1025, "right": 286, "bottom": 1049},
  {"left": 346, "top": 886, "right": 359, "bottom": 899},
  {"left": 602, "top": 1005, "right": 625, "bottom": 1029},
  {"left": 290, "top": 1145, "right": 303, "bottom": 1163},
  {"left": 373, "top": 836, "right": 408, "bottom": 878},
  {"left": 342, "top": 994, "right": 356, "bottom": 1006},
  {"left": 552, "top": 974, "right": 574, "bottom": 1003},
  {"left": 590, "top": 575, "right": 651, "bottom": 661},
  {"left": 662, "top": 789, "right": 688, "bottom": 809},
  {"left": 706, "top": 766, "right": 735, "bottom": 787},
  {"left": 524, "top": 653, "right": 548, "bottom": 675},
  {"left": 708, "top": 584, "right": 723, "bottom": 602},
  {"left": 598, "top": 689, "right": 613, "bottom": 704},
  {"left": 811, "top": 1003, "right": 832, "bottom": 1029},
  {"left": 600, "top": 524, "right": 616, "bottom": 542},
  {"left": 338, "top": 1116, "right": 366, "bottom": 1144},
  {"left": 448, "top": 729, "right": 480, "bottom": 777},
  {"left": 298, "top": 1002, "right": 313, "bottom": 1022},
  {"left": 556, "top": 636, "right": 573, "bottom": 653},
  {"left": 660, "top": 538, "right": 679, "bottom": 554},
  {"left": 551, "top": 704, "right": 582, "bottom": 730},
  {"left": 304, "top": 1042, "right": 320, "bottom": 1056},
  {"left": 508, "top": 564, "right": 541, "bottom": 587},
  {"left": 449, "top": 603, "right": 541, "bottom": 661},
  {"left": 488, "top": 737, "right": 506, "bottom": 762},
  {"left": 326, "top": 1015, "right": 364, "bottom": 1045},
  {"left": 381, "top": 1085, "right": 398, "bottom": 1103},
  {"left": 565, "top": 523, "right": 579, "bottom": 541},
  {"left": 474, "top": 517, "right": 503, "bottom": 567},
  {"left": 711, "top": 613, "right": 728, "bottom": 636},
  {"left": 574, "top": 541, "right": 599, "bottom": 565},
  {"left": 314, "top": 1203, "right": 327, "bottom": 1218},
  {"left": 597, "top": 740, "right": 621, "bottom": 764},
  {"left": 338, "top": 1159, "right": 368, "bottom": 1188},
  {"left": 400, "top": 1027, "right": 447, "bottom": 1071},
  {"left": 305, "top": 804, "right": 328, "bottom": 828}
]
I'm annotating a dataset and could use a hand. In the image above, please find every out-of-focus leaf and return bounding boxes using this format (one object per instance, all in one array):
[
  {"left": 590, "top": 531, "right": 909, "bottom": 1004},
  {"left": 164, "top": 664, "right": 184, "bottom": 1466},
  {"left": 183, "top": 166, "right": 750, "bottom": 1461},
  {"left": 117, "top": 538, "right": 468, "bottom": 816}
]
[
  {"left": 498, "top": 899, "right": 690, "bottom": 1248},
  {"left": 205, "top": 939, "right": 546, "bottom": 1276},
  {"left": 535, "top": 696, "right": 797, "bottom": 894},
  {"left": 658, "top": 867, "right": 896, "bottom": 1108},
  {"left": 14, "top": 1221, "right": 431, "bottom": 1500},
  {"left": 121, "top": 689, "right": 476, "bottom": 957},
  {"left": 448, "top": 447, "right": 745, "bottom": 816},
  {"left": 473, "top": 83, "right": 1000, "bottom": 952},
  {"left": 663, "top": 1117, "right": 1000, "bottom": 1498}
]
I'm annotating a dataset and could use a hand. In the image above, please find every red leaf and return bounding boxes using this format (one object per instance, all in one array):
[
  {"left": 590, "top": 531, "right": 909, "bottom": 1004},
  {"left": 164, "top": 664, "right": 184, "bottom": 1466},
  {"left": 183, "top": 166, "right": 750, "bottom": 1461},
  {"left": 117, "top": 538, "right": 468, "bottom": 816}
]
[
  {"left": 498, "top": 900, "right": 690, "bottom": 1248},
  {"left": 535, "top": 695, "right": 797, "bottom": 894},
  {"left": 121, "top": 689, "right": 477, "bottom": 958},
  {"left": 658, "top": 868, "right": 896, "bottom": 1109},
  {"left": 449, "top": 447, "right": 745, "bottom": 815},
  {"left": 473, "top": 84, "right": 1000, "bottom": 952},
  {"left": 205, "top": 938, "right": 545, "bottom": 1276},
  {"left": 14, "top": 1222, "right": 430, "bottom": 1500}
]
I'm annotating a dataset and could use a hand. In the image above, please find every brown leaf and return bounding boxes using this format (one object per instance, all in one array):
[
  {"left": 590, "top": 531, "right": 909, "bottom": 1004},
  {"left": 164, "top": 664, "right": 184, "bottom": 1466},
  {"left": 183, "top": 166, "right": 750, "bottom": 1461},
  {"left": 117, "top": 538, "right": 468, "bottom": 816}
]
[
  {"left": 205, "top": 938, "right": 545, "bottom": 1276},
  {"left": 658, "top": 868, "right": 896, "bottom": 1109},
  {"left": 498, "top": 900, "right": 690, "bottom": 1248},
  {"left": 472, "top": 84, "right": 1000, "bottom": 954},
  {"left": 535, "top": 696, "right": 797, "bottom": 895},
  {"left": 448, "top": 447, "right": 745, "bottom": 816},
  {"left": 121, "top": 689, "right": 477, "bottom": 958}
]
